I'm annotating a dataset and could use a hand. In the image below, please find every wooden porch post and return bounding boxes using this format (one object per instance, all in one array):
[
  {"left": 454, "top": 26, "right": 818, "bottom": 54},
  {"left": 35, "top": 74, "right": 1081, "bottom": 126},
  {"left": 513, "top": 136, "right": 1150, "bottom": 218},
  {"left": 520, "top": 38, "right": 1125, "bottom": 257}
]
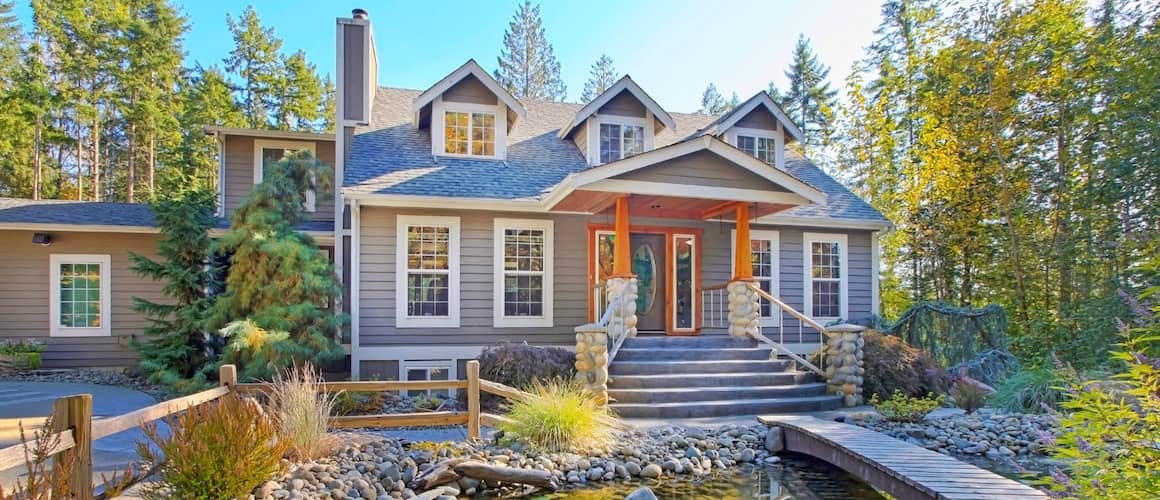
[
  {"left": 733, "top": 203, "right": 753, "bottom": 280},
  {"left": 612, "top": 196, "right": 631, "bottom": 276}
]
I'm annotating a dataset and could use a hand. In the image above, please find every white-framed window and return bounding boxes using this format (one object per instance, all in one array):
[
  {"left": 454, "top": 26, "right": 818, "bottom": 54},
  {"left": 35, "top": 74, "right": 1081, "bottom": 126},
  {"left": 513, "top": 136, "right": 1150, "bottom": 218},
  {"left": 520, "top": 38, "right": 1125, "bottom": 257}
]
[
  {"left": 253, "top": 139, "right": 317, "bottom": 212},
  {"left": 731, "top": 230, "right": 781, "bottom": 326},
  {"left": 672, "top": 233, "right": 698, "bottom": 331},
  {"left": 727, "top": 126, "right": 782, "bottom": 167},
  {"left": 401, "top": 360, "right": 453, "bottom": 398},
  {"left": 803, "top": 232, "right": 848, "bottom": 322},
  {"left": 587, "top": 116, "right": 652, "bottom": 165},
  {"left": 432, "top": 98, "right": 507, "bottom": 159},
  {"left": 395, "top": 215, "right": 460, "bottom": 328},
  {"left": 49, "top": 254, "right": 112, "bottom": 337},
  {"left": 493, "top": 218, "right": 554, "bottom": 327}
]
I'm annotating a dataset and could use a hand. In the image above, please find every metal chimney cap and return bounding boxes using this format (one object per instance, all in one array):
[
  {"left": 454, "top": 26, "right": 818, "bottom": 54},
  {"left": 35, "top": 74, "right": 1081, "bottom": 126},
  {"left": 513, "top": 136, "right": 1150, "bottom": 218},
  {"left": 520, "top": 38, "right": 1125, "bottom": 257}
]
[{"left": 352, "top": 8, "right": 368, "bottom": 19}]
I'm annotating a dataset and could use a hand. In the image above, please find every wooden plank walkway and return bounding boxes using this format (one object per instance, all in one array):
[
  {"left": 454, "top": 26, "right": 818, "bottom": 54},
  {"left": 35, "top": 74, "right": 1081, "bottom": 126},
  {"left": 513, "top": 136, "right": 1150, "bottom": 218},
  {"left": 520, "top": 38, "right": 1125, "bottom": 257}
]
[{"left": 759, "top": 415, "right": 1048, "bottom": 500}]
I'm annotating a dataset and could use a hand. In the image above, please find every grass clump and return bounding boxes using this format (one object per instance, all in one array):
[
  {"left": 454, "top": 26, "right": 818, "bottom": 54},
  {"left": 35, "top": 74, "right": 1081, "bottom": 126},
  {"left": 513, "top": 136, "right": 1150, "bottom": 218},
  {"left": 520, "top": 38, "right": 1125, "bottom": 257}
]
[
  {"left": 989, "top": 361, "right": 1079, "bottom": 413},
  {"left": 499, "top": 380, "right": 618, "bottom": 453},
  {"left": 139, "top": 394, "right": 287, "bottom": 499},
  {"left": 870, "top": 391, "right": 945, "bottom": 423},
  {"left": 267, "top": 363, "right": 338, "bottom": 460},
  {"left": 950, "top": 380, "right": 989, "bottom": 413}
]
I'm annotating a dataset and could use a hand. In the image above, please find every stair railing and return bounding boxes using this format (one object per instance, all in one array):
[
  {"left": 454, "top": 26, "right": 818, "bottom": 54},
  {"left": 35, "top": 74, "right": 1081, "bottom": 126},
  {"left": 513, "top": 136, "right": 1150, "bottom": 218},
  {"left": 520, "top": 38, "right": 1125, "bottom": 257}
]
[
  {"left": 699, "top": 281, "right": 825, "bottom": 377},
  {"left": 601, "top": 286, "right": 631, "bottom": 363},
  {"left": 744, "top": 283, "right": 825, "bottom": 377}
]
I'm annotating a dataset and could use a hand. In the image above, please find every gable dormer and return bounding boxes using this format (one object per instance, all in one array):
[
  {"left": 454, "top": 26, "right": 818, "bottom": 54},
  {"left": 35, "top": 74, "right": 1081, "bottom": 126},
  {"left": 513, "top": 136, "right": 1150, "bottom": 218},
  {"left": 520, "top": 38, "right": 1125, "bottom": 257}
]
[
  {"left": 701, "top": 92, "right": 803, "bottom": 171},
  {"left": 412, "top": 60, "right": 526, "bottom": 160},
  {"left": 559, "top": 76, "right": 676, "bottom": 166}
]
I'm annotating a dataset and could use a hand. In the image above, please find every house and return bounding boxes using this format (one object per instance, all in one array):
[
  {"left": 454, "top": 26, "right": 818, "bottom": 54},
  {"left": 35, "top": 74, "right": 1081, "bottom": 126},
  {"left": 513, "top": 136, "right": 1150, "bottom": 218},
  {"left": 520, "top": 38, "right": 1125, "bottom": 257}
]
[{"left": 0, "top": 8, "right": 890, "bottom": 404}]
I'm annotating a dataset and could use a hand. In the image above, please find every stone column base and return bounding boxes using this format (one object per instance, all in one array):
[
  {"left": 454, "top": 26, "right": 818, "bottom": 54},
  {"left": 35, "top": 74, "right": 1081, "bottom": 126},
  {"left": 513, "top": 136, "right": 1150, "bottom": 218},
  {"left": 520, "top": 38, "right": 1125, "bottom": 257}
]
[
  {"left": 606, "top": 277, "right": 638, "bottom": 339},
  {"left": 727, "top": 280, "right": 760, "bottom": 338},
  {"left": 824, "top": 324, "right": 867, "bottom": 407},
  {"left": 574, "top": 325, "right": 609, "bottom": 405}
]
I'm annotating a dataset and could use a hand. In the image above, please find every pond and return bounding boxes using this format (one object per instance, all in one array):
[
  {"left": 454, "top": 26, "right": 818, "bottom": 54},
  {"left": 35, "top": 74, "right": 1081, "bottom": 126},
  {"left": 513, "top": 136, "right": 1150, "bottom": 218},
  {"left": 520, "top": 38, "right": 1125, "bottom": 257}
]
[{"left": 529, "top": 453, "right": 885, "bottom": 499}]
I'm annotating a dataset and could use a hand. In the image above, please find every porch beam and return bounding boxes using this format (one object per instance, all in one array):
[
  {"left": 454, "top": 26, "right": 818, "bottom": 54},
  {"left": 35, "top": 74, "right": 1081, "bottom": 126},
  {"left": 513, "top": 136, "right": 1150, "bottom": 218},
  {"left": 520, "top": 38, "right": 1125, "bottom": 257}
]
[
  {"left": 699, "top": 200, "right": 741, "bottom": 220},
  {"left": 612, "top": 196, "right": 632, "bottom": 277},
  {"left": 733, "top": 203, "right": 754, "bottom": 280}
]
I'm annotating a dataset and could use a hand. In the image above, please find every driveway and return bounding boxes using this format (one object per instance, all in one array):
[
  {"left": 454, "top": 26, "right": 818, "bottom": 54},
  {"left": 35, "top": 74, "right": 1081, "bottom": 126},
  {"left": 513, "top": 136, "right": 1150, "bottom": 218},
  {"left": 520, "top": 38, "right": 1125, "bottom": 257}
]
[{"left": 0, "top": 381, "right": 156, "bottom": 490}]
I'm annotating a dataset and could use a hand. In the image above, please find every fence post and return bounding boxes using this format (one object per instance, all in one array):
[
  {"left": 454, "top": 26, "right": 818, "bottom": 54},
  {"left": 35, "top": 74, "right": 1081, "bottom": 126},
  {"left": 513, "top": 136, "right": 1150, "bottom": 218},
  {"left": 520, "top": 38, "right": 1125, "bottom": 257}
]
[
  {"left": 51, "top": 394, "right": 93, "bottom": 500},
  {"left": 219, "top": 364, "right": 238, "bottom": 390},
  {"left": 466, "top": 360, "right": 481, "bottom": 440}
]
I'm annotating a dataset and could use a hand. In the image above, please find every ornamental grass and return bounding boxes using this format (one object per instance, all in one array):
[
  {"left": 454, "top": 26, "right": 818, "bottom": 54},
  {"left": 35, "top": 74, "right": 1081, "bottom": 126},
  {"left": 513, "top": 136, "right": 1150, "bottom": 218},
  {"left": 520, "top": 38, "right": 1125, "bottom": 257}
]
[
  {"left": 267, "top": 362, "right": 340, "bottom": 460},
  {"left": 499, "top": 379, "right": 619, "bottom": 453}
]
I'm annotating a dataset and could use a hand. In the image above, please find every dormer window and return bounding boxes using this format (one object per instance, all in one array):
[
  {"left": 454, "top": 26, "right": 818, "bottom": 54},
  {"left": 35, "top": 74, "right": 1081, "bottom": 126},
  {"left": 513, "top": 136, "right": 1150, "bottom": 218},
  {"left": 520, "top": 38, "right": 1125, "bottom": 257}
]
[
  {"left": 599, "top": 122, "right": 645, "bottom": 163},
  {"left": 443, "top": 110, "right": 495, "bottom": 156},
  {"left": 736, "top": 134, "right": 776, "bottom": 165}
]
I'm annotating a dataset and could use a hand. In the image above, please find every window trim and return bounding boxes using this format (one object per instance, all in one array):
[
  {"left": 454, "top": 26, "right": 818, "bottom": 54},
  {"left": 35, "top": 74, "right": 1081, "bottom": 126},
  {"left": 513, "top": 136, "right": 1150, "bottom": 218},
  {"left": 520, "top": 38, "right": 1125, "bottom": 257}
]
[
  {"left": 395, "top": 215, "right": 461, "bottom": 328},
  {"left": 49, "top": 254, "right": 112, "bottom": 338},
  {"left": 252, "top": 139, "right": 318, "bottom": 212},
  {"left": 731, "top": 229, "right": 781, "bottom": 327},
  {"left": 802, "top": 232, "right": 848, "bottom": 323},
  {"left": 400, "top": 359, "right": 455, "bottom": 397},
  {"left": 431, "top": 97, "right": 507, "bottom": 160},
  {"left": 492, "top": 218, "right": 554, "bottom": 328},
  {"left": 671, "top": 233, "right": 698, "bottom": 332},
  {"left": 726, "top": 126, "right": 784, "bottom": 168},
  {"left": 587, "top": 115, "right": 654, "bottom": 166}
]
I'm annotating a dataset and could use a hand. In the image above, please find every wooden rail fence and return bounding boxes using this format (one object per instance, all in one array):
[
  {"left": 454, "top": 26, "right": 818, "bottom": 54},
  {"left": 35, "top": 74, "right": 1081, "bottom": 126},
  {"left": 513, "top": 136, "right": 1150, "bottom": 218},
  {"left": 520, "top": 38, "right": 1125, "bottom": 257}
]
[{"left": 0, "top": 360, "right": 528, "bottom": 499}]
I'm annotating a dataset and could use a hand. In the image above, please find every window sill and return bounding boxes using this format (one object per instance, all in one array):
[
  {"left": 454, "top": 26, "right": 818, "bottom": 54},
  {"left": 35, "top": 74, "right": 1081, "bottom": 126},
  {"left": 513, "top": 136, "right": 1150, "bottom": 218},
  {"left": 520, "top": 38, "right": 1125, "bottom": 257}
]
[
  {"left": 493, "top": 316, "right": 553, "bottom": 328},
  {"left": 50, "top": 328, "right": 111, "bottom": 338},
  {"left": 396, "top": 317, "right": 460, "bottom": 329}
]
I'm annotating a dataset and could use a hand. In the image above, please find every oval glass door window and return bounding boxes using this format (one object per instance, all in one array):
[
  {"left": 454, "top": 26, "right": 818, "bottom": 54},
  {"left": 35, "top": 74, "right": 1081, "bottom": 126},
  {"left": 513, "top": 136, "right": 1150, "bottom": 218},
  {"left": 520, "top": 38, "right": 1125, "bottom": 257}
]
[{"left": 633, "top": 244, "right": 657, "bottom": 314}]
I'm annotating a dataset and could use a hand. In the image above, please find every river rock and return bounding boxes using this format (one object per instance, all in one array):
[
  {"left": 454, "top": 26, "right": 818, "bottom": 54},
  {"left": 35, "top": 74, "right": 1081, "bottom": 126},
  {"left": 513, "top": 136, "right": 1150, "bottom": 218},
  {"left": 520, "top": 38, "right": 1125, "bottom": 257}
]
[
  {"left": 625, "top": 486, "right": 659, "bottom": 500},
  {"left": 765, "top": 427, "right": 784, "bottom": 453},
  {"left": 640, "top": 463, "right": 663, "bottom": 478}
]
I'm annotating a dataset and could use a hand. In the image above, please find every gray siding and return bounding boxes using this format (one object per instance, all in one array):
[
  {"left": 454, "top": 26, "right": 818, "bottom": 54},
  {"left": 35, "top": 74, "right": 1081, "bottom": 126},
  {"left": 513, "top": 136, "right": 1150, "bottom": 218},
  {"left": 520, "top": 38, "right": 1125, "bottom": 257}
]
[
  {"left": 572, "top": 120, "right": 589, "bottom": 160},
  {"left": 0, "top": 230, "right": 165, "bottom": 368},
  {"left": 614, "top": 150, "right": 790, "bottom": 191},
  {"left": 355, "top": 209, "right": 875, "bottom": 349},
  {"left": 222, "top": 135, "right": 336, "bottom": 222},
  {"left": 735, "top": 108, "right": 779, "bottom": 131},
  {"left": 443, "top": 75, "right": 498, "bottom": 105},
  {"left": 598, "top": 90, "right": 646, "bottom": 117},
  {"left": 342, "top": 23, "right": 366, "bottom": 123}
]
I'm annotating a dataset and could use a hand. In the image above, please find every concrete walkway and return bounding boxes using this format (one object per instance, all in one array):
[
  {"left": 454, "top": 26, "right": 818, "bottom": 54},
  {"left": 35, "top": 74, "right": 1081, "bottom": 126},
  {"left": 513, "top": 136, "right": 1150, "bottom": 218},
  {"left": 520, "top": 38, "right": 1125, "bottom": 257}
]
[{"left": 0, "top": 381, "right": 157, "bottom": 489}]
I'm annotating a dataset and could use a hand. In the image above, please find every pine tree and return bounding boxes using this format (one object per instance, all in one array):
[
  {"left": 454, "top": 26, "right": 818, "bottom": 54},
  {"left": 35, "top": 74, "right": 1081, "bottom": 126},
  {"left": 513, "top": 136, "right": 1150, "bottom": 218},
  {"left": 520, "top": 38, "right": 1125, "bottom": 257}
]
[
  {"left": 580, "top": 54, "right": 617, "bottom": 103},
  {"left": 129, "top": 185, "right": 219, "bottom": 392},
  {"left": 166, "top": 64, "right": 244, "bottom": 190},
  {"left": 698, "top": 83, "right": 726, "bottom": 115},
  {"left": 494, "top": 0, "right": 566, "bottom": 101},
  {"left": 207, "top": 151, "right": 345, "bottom": 380},
  {"left": 272, "top": 50, "right": 326, "bottom": 131},
  {"left": 224, "top": 6, "right": 283, "bottom": 129},
  {"left": 781, "top": 34, "right": 838, "bottom": 146}
]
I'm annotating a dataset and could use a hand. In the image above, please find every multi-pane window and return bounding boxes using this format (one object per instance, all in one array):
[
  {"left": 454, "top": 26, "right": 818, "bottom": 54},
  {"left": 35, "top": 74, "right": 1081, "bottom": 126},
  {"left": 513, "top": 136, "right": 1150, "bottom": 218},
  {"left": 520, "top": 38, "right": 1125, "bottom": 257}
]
[
  {"left": 734, "top": 230, "right": 780, "bottom": 325},
  {"left": 50, "top": 254, "right": 111, "bottom": 337},
  {"left": 804, "top": 233, "right": 847, "bottom": 320},
  {"left": 404, "top": 362, "right": 451, "bottom": 398},
  {"left": 599, "top": 123, "right": 645, "bottom": 163},
  {"left": 397, "top": 216, "right": 460, "bottom": 327},
  {"left": 494, "top": 219, "right": 553, "bottom": 327},
  {"left": 736, "top": 135, "right": 776, "bottom": 164},
  {"left": 254, "top": 140, "right": 316, "bottom": 212},
  {"left": 444, "top": 111, "right": 496, "bottom": 157}
]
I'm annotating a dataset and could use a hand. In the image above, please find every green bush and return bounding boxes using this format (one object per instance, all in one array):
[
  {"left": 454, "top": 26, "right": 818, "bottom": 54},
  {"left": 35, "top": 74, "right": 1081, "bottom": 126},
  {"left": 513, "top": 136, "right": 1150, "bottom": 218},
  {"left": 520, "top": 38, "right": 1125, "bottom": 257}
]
[
  {"left": 139, "top": 394, "right": 287, "bottom": 499},
  {"left": 862, "top": 331, "right": 950, "bottom": 400},
  {"left": 500, "top": 379, "right": 618, "bottom": 453},
  {"left": 331, "top": 391, "right": 384, "bottom": 416},
  {"left": 870, "top": 391, "right": 945, "bottom": 423},
  {"left": 479, "top": 341, "right": 575, "bottom": 390},
  {"left": 988, "top": 362, "right": 1078, "bottom": 413},
  {"left": 0, "top": 338, "right": 47, "bottom": 370}
]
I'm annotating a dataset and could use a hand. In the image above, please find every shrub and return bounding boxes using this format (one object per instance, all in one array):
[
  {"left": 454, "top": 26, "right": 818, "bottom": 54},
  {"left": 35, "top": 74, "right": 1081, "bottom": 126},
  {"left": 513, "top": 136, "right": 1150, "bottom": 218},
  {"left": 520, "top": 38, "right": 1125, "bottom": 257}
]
[
  {"left": 266, "top": 363, "right": 338, "bottom": 460},
  {"left": 870, "top": 391, "right": 945, "bottom": 423},
  {"left": 332, "top": 391, "right": 384, "bottom": 416},
  {"left": 950, "top": 380, "right": 989, "bottom": 413},
  {"left": 500, "top": 379, "right": 618, "bottom": 453},
  {"left": 988, "top": 362, "right": 1078, "bottom": 413},
  {"left": 0, "top": 416, "right": 73, "bottom": 499},
  {"left": 139, "top": 394, "right": 287, "bottom": 499},
  {"left": 0, "top": 338, "right": 47, "bottom": 370},
  {"left": 862, "top": 331, "right": 950, "bottom": 400},
  {"left": 479, "top": 342, "right": 575, "bottom": 390}
]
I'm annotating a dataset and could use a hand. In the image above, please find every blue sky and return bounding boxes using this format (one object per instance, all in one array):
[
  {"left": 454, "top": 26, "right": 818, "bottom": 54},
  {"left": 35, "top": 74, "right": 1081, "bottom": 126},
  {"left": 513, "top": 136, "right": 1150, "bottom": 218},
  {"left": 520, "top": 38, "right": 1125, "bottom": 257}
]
[{"left": 14, "top": 0, "right": 884, "bottom": 113}]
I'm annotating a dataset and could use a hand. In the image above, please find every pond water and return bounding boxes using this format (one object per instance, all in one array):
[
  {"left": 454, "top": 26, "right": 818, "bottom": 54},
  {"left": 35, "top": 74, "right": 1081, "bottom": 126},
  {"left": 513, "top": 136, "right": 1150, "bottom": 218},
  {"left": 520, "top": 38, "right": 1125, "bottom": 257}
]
[{"left": 528, "top": 453, "right": 885, "bottom": 500}]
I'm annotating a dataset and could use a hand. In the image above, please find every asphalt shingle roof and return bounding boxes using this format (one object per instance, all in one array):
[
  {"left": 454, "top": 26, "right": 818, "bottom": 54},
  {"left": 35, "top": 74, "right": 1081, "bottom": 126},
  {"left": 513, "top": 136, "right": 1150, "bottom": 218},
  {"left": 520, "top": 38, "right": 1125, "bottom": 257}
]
[
  {"left": 346, "top": 87, "right": 888, "bottom": 223},
  {"left": 0, "top": 198, "right": 156, "bottom": 227}
]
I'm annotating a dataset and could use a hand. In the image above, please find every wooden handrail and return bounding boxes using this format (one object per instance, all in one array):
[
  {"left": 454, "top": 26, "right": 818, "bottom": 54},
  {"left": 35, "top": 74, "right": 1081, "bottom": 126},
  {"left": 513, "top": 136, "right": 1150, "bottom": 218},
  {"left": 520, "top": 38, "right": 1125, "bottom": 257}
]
[
  {"left": 91, "top": 386, "right": 230, "bottom": 440},
  {"left": 700, "top": 282, "right": 730, "bottom": 291},
  {"left": 478, "top": 379, "right": 538, "bottom": 402},
  {"left": 748, "top": 283, "right": 828, "bottom": 332},
  {"left": 330, "top": 411, "right": 469, "bottom": 429}
]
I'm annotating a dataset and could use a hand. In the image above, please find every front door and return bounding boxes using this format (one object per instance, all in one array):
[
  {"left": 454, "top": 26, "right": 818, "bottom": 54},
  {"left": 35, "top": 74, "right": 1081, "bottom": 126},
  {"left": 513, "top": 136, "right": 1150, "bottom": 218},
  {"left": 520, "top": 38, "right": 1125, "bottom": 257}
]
[{"left": 630, "top": 234, "right": 666, "bottom": 332}]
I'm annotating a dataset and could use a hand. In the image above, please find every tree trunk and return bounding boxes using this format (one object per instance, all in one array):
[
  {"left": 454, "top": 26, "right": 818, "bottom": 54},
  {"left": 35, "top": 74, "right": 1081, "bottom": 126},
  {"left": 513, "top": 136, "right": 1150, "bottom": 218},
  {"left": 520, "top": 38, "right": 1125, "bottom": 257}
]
[
  {"left": 76, "top": 120, "right": 84, "bottom": 200},
  {"left": 127, "top": 122, "right": 136, "bottom": 202},
  {"left": 91, "top": 111, "right": 101, "bottom": 201},
  {"left": 32, "top": 119, "right": 42, "bottom": 200},
  {"left": 148, "top": 132, "right": 155, "bottom": 196}
]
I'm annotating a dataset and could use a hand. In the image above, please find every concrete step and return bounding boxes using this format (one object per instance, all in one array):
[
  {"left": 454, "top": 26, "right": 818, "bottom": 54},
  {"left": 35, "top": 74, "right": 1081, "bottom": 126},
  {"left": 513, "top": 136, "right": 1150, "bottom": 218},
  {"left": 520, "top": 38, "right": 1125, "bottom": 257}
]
[
  {"left": 611, "top": 395, "right": 844, "bottom": 418},
  {"left": 615, "top": 346, "right": 774, "bottom": 362},
  {"left": 621, "top": 336, "right": 758, "bottom": 349},
  {"left": 608, "top": 382, "right": 829, "bottom": 404},
  {"left": 608, "top": 359, "right": 791, "bottom": 376},
  {"left": 609, "top": 371, "right": 816, "bottom": 389}
]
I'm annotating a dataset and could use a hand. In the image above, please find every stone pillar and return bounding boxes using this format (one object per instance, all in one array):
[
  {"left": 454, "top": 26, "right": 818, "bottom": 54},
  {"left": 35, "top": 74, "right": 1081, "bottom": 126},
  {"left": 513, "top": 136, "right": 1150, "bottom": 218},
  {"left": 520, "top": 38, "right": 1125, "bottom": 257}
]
[
  {"left": 606, "top": 276, "right": 639, "bottom": 339},
  {"left": 823, "top": 324, "right": 867, "bottom": 407},
  {"left": 574, "top": 324, "right": 609, "bottom": 405},
  {"left": 727, "top": 280, "right": 760, "bottom": 338}
]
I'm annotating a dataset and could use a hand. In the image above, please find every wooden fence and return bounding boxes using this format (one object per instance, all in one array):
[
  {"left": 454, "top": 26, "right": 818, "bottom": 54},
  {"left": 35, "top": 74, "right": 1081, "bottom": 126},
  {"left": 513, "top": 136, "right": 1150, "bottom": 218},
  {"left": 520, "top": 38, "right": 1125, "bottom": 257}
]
[{"left": 0, "top": 360, "right": 525, "bottom": 499}]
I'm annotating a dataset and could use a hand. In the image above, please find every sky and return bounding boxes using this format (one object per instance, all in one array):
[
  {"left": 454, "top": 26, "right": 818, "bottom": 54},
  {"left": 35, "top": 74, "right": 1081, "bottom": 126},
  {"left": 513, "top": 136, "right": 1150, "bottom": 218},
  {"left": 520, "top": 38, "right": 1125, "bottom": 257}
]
[{"left": 14, "top": 0, "right": 885, "bottom": 113}]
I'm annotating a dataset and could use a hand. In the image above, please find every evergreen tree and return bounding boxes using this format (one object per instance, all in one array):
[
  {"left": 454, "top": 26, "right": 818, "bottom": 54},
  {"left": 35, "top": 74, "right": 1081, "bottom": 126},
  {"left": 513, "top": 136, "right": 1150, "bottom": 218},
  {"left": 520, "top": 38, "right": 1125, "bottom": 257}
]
[
  {"left": 272, "top": 50, "right": 326, "bottom": 131},
  {"left": 166, "top": 64, "right": 244, "bottom": 190},
  {"left": 766, "top": 82, "right": 783, "bottom": 103},
  {"left": 224, "top": 6, "right": 283, "bottom": 129},
  {"left": 698, "top": 83, "right": 726, "bottom": 115},
  {"left": 780, "top": 34, "right": 838, "bottom": 145},
  {"left": 207, "top": 151, "right": 345, "bottom": 380},
  {"left": 129, "top": 184, "right": 219, "bottom": 392},
  {"left": 580, "top": 54, "right": 617, "bottom": 103},
  {"left": 494, "top": 0, "right": 566, "bottom": 101},
  {"left": 727, "top": 92, "right": 742, "bottom": 111}
]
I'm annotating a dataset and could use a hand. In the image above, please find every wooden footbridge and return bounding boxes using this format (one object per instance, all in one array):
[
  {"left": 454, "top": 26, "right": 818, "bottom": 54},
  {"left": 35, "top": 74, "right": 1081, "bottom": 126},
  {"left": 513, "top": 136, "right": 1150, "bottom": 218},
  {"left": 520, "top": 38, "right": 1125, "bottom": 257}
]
[{"left": 759, "top": 415, "right": 1049, "bottom": 500}]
